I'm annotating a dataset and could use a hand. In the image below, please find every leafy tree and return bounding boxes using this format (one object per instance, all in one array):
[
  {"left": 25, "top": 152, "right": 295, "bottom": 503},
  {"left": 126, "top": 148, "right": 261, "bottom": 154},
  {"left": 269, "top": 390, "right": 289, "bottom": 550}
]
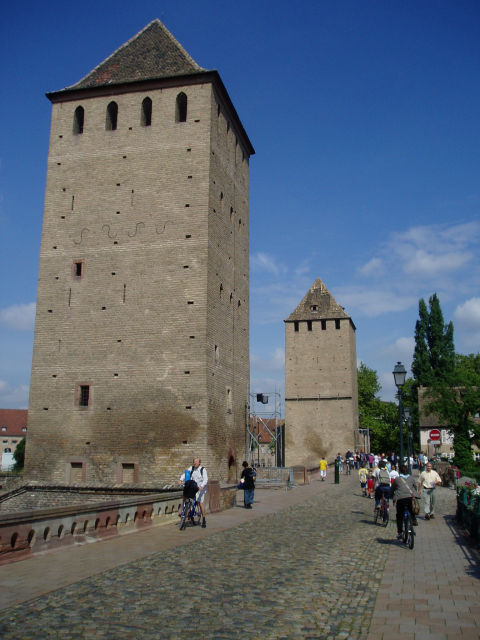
[
  {"left": 357, "top": 363, "right": 400, "bottom": 453},
  {"left": 428, "top": 354, "right": 480, "bottom": 470},
  {"left": 412, "top": 293, "right": 455, "bottom": 386},
  {"left": 12, "top": 437, "right": 25, "bottom": 472},
  {"left": 412, "top": 298, "right": 431, "bottom": 386}
]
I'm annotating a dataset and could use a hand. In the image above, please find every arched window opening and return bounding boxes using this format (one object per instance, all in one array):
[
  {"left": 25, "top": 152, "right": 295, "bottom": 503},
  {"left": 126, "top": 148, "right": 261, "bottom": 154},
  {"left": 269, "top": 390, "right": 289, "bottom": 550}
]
[
  {"left": 141, "top": 97, "right": 152, "bottom": 126},
  {"left": 106, "top": 101, "right": 118, "bottom": 131},
  {"left": 176, "top": 92, "right": 187, "bottom": 122},
  {"left": 73, "top": 106, "right": 84, "bottom": 135}
]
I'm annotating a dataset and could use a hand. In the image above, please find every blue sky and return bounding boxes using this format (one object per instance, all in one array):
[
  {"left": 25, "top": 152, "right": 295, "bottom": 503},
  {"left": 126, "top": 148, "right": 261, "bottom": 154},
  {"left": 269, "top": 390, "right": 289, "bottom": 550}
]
[{"left": 1, "top": 1, "right": 479, "bottom": 411}]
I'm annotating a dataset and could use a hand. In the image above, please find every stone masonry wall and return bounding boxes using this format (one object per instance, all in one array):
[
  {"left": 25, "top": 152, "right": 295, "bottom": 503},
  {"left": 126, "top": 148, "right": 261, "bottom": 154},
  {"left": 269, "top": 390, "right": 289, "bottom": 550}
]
[
  {"left": 26, "top": 80, "right": 250, "bottom": 486},
  {"left": 285, "top": 317, "right": 358, "bottom": 466}
]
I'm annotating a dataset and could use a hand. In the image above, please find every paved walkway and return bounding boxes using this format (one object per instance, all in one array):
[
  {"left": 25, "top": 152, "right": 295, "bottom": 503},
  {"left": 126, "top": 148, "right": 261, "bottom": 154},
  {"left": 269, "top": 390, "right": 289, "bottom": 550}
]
[{"left": 0, "top": 474, "right": 478, "bottom": 639}]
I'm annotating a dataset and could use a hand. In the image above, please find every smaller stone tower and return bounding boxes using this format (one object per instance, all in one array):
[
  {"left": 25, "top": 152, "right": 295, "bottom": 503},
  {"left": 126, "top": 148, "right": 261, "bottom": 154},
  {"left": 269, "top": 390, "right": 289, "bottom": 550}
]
[{"left": 284, "top": 278, "right": 358, "bottom": 466}]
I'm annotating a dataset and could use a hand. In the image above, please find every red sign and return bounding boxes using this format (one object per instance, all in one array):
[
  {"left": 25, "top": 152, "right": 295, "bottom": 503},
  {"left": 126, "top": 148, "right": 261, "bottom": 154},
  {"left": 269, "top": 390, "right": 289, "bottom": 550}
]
[{"left": 429, "top": 429, "right": 441, "bottom": 441}]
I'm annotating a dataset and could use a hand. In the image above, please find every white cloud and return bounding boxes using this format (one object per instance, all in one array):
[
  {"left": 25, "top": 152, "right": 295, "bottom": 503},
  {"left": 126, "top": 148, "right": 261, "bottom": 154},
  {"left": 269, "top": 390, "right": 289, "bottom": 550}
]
[
  {"left": 380, "top": 337, "right": 415, "bottom": 364},
  {"left": 0, "top": 302, "right": 36, "bottom": 331},
  {"left": 454, "top": 297, "right": 480, "bottom": 329},
  {"left": 251, "top": 252, "right": 286, "bottom": 276},
  {"left": 358, "top": 257, "right": 384, "bottom": 277},
  {"left": 336, "top": 287, "right": 416, "bottom": 317},
  {"left": 454, "top": 297, "right": 480, "bottom": 348}
]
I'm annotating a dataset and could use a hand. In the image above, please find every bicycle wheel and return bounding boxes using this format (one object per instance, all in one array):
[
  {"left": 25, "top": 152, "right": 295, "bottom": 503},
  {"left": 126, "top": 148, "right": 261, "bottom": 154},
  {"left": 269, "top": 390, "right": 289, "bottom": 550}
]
[
  {"left": 193, "top": 502, "right": 202, "bottom": 526},
  {"left": 180, "top": 499, "right": 192, "bottom": 530},
  {"left": 402, "top": 514, "right": 408, "bottom": 544},
  {"left": 406, "top": 516, "right": 415, "bottom": 549},
  {"left": 382, "top": 504, "right": 389, "bottom": 527}
]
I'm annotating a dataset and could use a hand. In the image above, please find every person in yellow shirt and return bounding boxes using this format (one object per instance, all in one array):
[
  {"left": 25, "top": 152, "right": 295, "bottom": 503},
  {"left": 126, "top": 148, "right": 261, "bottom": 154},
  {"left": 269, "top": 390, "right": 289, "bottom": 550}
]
[
  {"left": 358, "top": 464, "right": 369, "bottom": 496},
  {"left": 319, "top": 456, "right": 328, "bottom": 481}
]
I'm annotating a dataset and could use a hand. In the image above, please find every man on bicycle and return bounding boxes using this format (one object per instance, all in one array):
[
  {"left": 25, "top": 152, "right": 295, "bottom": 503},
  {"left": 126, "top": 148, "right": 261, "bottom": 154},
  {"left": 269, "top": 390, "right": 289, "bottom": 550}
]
[
  {"left": 179, "top": 457, "right": 208, "bottom": 528},
  {"left": 374, "top": 460, "right": 391, "bottom": 509},
  {"left": 391, "top": 464, "right": 418, "bottom": 539}
]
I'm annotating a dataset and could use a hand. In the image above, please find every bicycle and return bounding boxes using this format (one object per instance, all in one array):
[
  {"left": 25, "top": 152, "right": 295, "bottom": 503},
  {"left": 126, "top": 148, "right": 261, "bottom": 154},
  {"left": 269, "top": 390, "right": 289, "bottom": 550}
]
[
  {"left": 374, "top": 494, "right": 389, "bottom": 527},
  {"left": 400, "top": 505, "right": 415, "bottom": 549},
  {"left": 179, "top": 497, "right": 201, "bottom": 530}
]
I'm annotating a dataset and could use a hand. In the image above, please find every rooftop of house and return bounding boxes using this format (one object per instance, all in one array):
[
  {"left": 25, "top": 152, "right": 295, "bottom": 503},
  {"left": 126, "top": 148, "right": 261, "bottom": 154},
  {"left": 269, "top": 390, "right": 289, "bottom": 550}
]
[{"left": 0, "top": 409, "right": 28, "bottom": 436}]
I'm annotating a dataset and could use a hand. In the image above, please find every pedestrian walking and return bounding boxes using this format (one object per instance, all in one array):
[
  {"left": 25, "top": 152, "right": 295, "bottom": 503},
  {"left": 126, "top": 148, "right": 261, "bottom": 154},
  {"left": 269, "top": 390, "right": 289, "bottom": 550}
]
[
  {"left": 358, "top": 464, "right": 368, "bottom": 496},
  {"left": 417, "top": 461, "right": 442, "bottom": 519},
  {"left": 241, "top": 461, "right": 256, "bottom": 508},
  {"left": 319, "top": 456, "right": 328, "bottom": 481}
]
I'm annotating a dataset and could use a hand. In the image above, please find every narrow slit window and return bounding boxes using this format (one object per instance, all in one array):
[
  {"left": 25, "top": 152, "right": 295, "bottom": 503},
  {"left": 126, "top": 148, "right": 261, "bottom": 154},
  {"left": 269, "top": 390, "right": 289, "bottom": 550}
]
[
  {"left": 321, "top": 320, "right": 327, "bottom": 330},
  {"left": 294, "top": 321, "right": 299, "bottom": 332},
  {"left": 141, "top": 97, "right": 152, "bottom": 126},
  {"left": 335, "top": 319, "right": 341, "bottom": 330},
  {"left": 307, "top": 320, "right": 312, "bottom": 331},
  {"left": 176, "top": 92, "right": 187, "bottom": 122},
  {"left": 73, "top": 106, "right": 84, "bottom": 135},
  {"left": 73, "top": 260, "right": 83, "bottom": 279},
  {"left": 79, "top": 385, "right": 90, "bottom": 407},
  {"left": 106, "top": 101, "right": 118, "bottom": 131}
]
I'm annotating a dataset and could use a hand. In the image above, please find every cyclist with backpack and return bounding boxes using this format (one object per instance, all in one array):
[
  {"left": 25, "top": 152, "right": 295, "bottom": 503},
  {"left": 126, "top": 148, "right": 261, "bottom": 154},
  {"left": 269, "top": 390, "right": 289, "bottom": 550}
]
[
  {"left": 179, "top": 457, "right": 208, "bottom": 528},
  {"left": 374, "top": 460, "right": 391, "bottom": 510}
]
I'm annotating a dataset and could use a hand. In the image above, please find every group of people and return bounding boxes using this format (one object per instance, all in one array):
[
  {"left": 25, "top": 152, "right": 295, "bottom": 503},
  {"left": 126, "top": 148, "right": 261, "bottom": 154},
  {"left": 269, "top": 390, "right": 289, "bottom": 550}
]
[
  {"left": 179, "top": 457, "right": 257, "bottom": 527},
  {"left": 356, "top": 454, "right": 442, "bottom": 538}
]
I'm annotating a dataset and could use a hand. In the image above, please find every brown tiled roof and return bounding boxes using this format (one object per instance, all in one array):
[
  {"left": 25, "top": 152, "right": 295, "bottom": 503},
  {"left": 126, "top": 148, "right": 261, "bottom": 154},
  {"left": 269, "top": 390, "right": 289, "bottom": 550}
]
[
  {"left": 0, "top": 409, "right": 28, "bottom": 436},
  {"left": 284, "top": 278, "right": 353, "bottom": 324},
  {"left": 66, "top": 19, "right": 207, "bottom": 91}
]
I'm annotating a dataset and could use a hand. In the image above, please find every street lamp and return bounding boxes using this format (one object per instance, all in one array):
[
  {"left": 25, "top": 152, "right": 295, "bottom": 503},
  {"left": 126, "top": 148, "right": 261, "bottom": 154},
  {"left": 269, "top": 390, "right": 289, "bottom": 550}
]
[
  {"left": 393, "top": 361, "right": 407, "bottom": 469},
  {"left": 404, "top": 406, "right": 412, "bottom": 474}
]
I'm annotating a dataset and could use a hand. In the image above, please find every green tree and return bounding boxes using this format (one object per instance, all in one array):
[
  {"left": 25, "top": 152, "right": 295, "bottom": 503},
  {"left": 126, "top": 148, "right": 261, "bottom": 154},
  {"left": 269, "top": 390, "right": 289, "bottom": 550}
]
[
  {"left": 12, "top": 437, "right": 25, "bottom": 472},
  {"left": 428, "top": 354, "right": 480, "bottom": 470},
  {"left": 412, "top": 293, "right": 455, "bottom": 386},
  {"left": 357, "top": 363, "right": 400, "bottom": 453}
]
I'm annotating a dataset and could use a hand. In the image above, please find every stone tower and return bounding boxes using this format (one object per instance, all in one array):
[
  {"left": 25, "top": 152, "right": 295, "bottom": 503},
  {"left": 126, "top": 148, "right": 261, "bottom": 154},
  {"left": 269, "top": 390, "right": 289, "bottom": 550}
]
[
  {"left": 284, "top": 278, "right": 358, "bottom": 466},
  {"left": 25, "top": 20, "right": 254, "bottom": 485}
]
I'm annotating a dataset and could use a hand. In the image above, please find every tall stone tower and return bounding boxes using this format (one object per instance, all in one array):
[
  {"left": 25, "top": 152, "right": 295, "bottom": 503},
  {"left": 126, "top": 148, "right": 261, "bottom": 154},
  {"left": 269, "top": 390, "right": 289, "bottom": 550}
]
[
  {"left": 284, "top": 278, "right": 358, "bottom": 466},
  {"left": 25, "top": 20, "right": 254, "bottom": 485}
]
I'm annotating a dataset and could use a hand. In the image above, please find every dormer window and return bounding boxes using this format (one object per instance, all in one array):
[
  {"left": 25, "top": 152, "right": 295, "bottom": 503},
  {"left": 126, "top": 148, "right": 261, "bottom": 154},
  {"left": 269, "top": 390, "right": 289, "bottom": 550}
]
[{"left": 310, "top": 305, "right": 318, "bottom": 312}]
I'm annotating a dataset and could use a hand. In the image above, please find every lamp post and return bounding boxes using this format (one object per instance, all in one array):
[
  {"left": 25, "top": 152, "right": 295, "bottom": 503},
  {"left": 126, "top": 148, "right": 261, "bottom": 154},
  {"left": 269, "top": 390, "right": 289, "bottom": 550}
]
[
  {"left": 393, "top": 361, "right": 407, "bottom": 469},
  {"left": 404, "top": 406, "right": 412, "bottom": 474}
]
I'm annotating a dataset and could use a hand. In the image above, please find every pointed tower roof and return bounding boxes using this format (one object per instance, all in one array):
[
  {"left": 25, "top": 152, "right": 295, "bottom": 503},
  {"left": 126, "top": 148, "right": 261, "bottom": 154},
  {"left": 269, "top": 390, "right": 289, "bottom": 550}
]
[
  {"left": 285, "top": 278, "right": 354, "bottom": 326},
  {"left": 65, "top": 20, "right": 206, "bottom": 91}
]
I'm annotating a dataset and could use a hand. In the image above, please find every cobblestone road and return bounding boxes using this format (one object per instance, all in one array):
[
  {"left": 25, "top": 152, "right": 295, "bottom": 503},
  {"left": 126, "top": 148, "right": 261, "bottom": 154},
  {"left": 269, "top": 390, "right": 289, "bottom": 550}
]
[{"left": 0, "top": 476, "right": 461, "bottom": 640}]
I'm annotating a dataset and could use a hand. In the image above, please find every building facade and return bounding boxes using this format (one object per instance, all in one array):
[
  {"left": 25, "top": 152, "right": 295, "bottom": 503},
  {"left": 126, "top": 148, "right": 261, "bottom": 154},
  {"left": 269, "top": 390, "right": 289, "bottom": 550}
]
[
  {"left": 25, "top": 20, "right": 254, "bottom": 485},
  {"left": 0, "top": 409, "right": 28, "bottom": 471},
  {"left": 284, "top": 278, "right": 358, "bottom": 466}
]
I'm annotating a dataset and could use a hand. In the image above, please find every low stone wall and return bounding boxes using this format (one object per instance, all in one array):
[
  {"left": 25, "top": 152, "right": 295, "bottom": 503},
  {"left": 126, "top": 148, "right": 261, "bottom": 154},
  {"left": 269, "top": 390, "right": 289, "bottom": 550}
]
[{"left": 0, "top": 483, "right": 238, "bottom": 564}]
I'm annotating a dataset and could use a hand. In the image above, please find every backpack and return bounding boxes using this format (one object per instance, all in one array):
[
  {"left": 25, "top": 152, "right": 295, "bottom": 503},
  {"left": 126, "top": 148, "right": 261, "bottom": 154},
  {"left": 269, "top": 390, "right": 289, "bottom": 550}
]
[
  {"left": 183, "top": 466, "right": 204, "bottom": 498},
  {"left": 378, "top": 468, "right": 390, "bottom": 485}
]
